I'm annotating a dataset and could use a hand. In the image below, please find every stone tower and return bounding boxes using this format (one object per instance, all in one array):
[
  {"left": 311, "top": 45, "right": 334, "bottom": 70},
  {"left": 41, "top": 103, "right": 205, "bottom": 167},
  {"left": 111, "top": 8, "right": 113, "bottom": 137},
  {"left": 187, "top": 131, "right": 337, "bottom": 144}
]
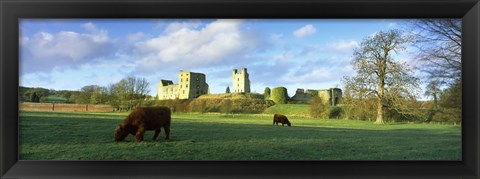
[
  {"left": 157, "top": 70, "right": 209, "bottom": 100},
  {"left": 232, "top": 68, "right": 250, "bottom": 93},
  {"left": 177, "top": 70, "right": 209, "bottom": 99}
]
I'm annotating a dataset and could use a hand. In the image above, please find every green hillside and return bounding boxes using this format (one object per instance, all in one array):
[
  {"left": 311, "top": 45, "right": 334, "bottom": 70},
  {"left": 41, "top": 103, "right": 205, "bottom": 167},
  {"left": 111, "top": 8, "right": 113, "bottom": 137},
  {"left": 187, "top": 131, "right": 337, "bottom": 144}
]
[{"left": 263, "top": 104, "right": 310, "bottom": 117}]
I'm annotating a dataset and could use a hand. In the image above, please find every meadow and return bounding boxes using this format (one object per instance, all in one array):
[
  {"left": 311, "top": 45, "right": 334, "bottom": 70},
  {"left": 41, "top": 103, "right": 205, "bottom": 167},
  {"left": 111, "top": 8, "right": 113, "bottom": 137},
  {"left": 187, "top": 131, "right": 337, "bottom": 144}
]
[{"left": 19, "top": 110, "right": 461, "bottom": 160}]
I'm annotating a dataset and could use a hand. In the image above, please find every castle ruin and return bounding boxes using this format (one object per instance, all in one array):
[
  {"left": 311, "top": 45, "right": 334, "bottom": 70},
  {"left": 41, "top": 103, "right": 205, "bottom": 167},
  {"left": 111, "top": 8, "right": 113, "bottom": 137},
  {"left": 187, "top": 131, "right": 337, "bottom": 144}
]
[
  {"left": 157, "top": 70, "right": 209, "bottom": 100},
  {"left": 291, "top": 88, "right": 342, "bottom": 106},
  {"left": 232, "top": 68, "right": 250, "bottom": 93},
  {"left": 156, "top": 68, "right": 342, "bottom": 105}
]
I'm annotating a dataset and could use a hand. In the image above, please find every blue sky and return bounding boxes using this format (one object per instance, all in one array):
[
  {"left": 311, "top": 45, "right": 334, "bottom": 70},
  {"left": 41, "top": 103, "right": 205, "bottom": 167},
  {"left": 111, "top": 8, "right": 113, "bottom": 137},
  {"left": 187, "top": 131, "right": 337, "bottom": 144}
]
[{"left": 20, "top": 19, "right": 422, "bottom": 97}]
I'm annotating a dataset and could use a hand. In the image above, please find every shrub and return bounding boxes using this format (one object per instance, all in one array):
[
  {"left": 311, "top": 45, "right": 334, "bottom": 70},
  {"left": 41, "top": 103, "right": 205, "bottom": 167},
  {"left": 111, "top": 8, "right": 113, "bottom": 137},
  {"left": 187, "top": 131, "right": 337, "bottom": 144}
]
[
  {"left": 328, "top": 106, "right": 343, "bottom": 119},
  {"left": 189, "top": 95, "right": 275, "bottom": 114},
  {"left": 231, "top": 99, "right": 274, "bottom": 113},
  {"left": 220, "top": 99, "right": 233, "bottom": 114},
  {"left": 142, "top": 99, "right": 190, "bottom": 113},
  {"left": 341, "top": 99, "right": 377, "bottom": 121},
  {"left": 309, "top": 96, "right": 328, "bottom": 118},
  {"left": 431, "top": 108, "right": 461, "bottom": 124},
  {"left": 270, "top": 87, "right": 289, "bottom": 104},
  {"left": 189, "top": 99, "right": 207, "bottom": 113},
  {"left": 264, "top": 104, "right": 310, "bottom": 117}
]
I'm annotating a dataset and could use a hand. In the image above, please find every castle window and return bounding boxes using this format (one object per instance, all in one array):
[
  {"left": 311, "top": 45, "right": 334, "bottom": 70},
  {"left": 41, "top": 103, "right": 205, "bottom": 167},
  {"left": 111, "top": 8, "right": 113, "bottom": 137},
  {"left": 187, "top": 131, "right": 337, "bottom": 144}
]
[
  {"left": 237, "top": 78, "right": 239, "bottom": 81},
  {"left": 186, "top": 78, "right": 188, "bottom": 82},
  {"left": 196, "top": 85, "right": 199, "bottom": 89},
  {"left": 183, "top": 90, "right": 185, "bottom": 94},
  {"left": 196, "top": 77, "right": 199, "bottom": 81},
  {"left": 181, "top": 79, "right": 182, "bottom": 82},
  {"left": 186, "top": 84, "right": 188, "bottom": 88}
]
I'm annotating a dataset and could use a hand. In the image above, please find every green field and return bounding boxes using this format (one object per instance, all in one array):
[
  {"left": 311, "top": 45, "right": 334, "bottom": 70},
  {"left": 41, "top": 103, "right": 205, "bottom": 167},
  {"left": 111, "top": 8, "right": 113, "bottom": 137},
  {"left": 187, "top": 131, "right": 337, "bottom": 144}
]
[
  {"left": 263, "top": 104, "right": 310, "bottom": 117},
  {"left": 19, "top": 110, "right": 461, "bottom": 160}
]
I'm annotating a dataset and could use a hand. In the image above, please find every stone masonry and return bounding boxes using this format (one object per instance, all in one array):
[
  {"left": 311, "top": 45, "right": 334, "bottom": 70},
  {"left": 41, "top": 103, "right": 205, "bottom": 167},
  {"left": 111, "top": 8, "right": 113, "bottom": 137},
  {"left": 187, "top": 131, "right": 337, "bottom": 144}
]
[
  {"left": 232, "top": 68, "right": 251, "bottom": 93},
  {"left": 291, "top": 88, "right": 342, "bottom": 106},
  {"left": 157, "top": 70, "right": 209, "bottom": 100}
]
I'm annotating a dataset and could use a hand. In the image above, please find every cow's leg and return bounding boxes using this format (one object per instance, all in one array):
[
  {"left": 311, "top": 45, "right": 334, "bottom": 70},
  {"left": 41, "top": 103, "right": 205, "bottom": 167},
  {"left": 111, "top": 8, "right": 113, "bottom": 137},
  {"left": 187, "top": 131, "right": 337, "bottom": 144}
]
[
  {"left": 164, "top": 125, "right": 170, "bottom": 140},
  {"left": 152, "top": 128, "right": 161, "bottom": 140},
  {"left": 135, "top": 125, "right": 145, "bottom": 142}
]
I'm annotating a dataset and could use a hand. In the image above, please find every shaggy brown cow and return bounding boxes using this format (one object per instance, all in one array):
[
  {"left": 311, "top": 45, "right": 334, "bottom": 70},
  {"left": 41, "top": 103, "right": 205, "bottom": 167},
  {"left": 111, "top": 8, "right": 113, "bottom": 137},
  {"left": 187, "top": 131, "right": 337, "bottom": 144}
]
[
  {"left": 273, "top": 114, "right": 291, "bottom": 126},
  {"left": 115, "top": 106, "right": 171, "bottom": 142}
]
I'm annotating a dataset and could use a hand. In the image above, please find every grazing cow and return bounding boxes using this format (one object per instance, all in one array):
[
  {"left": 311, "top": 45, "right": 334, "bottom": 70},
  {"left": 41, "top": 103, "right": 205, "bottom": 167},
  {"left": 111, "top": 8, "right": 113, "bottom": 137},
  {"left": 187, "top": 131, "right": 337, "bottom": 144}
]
[
  {"left": 273, "top": 114, "right": 291, "bottom": 126},
  {"left": 115, "top": 106, "right": 171, "bottom": 142}
]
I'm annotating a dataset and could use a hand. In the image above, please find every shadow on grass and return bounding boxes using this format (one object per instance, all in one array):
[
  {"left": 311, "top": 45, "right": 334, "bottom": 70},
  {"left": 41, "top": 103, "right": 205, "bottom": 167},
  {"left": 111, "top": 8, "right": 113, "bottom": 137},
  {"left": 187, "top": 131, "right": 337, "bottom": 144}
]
[
  {"left": 19, "top": 111, "right": 461, "bottom": 160},
  {"left": 19, "top": 111, "right": 460, "bottom": 146}
]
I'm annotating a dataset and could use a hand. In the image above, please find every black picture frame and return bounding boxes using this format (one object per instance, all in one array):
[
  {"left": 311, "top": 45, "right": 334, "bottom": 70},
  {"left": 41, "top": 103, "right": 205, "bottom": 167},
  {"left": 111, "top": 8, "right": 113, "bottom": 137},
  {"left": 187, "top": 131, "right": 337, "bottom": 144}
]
[{"left": 1, "top": 0, "right": 479, "bottom": 178}]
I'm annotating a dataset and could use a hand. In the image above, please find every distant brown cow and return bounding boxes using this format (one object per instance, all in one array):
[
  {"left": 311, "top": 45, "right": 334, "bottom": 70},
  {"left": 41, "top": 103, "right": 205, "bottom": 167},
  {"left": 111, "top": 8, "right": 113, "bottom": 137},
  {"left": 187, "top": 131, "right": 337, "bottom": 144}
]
[
  {"left": 115, "top": 106, "right": 171, "bottom": 142},
  {"left": 273, "top": 114, "right": 291, "bottom": 126}
]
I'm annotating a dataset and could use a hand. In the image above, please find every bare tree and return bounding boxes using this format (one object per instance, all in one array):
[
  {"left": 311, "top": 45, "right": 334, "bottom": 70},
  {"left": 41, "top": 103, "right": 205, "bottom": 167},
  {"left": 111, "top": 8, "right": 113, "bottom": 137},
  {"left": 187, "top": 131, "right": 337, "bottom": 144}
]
[
  {"left": 108, "top": 76, "right": 150, "bottom": 111},
  {"left": 345, "top": 29, "right": 419, "bottom": 124},
  {"left": 409, "top": 19, "right": 461, "bottom": 83},
  {"left": 424, "top": 80, "right": 443, "bottom": 109}
]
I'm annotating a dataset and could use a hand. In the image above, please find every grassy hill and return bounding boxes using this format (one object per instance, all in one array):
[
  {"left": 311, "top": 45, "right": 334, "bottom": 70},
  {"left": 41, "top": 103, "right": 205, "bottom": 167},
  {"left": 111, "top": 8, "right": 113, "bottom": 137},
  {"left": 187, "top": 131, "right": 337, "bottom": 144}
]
[
  {"left": 189, "top": 93, "right": 274, "bottom": 114},
  {"left": 263, "top": 104, "right": 310, "bottom": 117},
  {"left": 197, "top": 93, "right": 264, "bottom": 100}
]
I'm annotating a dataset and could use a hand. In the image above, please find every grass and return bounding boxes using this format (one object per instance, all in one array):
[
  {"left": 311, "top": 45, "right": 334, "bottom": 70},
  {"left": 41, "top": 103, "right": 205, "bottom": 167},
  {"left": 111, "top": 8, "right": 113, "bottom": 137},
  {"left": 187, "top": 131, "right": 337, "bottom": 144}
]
[
  {"left": 19, "top": 110, "right": 461, "bottom": 160},
  {"left": 263, "top": 104, "right": 310, "bottom": 117}
]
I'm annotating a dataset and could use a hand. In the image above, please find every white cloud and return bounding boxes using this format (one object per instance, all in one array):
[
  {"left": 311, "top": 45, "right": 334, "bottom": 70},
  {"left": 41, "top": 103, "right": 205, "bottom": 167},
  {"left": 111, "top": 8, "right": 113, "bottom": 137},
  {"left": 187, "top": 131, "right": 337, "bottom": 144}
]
[
  {"left": 163, "top": 20, "right": 202, "bottom": 34},
  {"left": 293, "top": 24, "right": 316, "bottom": 38},
  {"left": 270, "top": 33, "right": 286, "bottom": 44},
  {"left": 133, "top": 19, "right": 263, "bottom": 73},
  {"left": 20, "top": 36, "right": 29, "bottom": 45},
  {"left": 273, "top": 50, "right": 295, "bottom": 62},
  {"left": 271, "top": 33, "right": 283, "bottom": 41},
  {"left": 21, "top": 22, "right": 115, "bottom": 73},
  {"left": 327, "top": 40, "right": 359, "bottom": 52},
  {"left": 20, "top": 60, "right": 134, "bottom": 91},
  {"left": 388, "top": 22, "right": 397, "bottom": 28},
  {"left": 83, "top": 22, "right": 97, "bottom": 32},
  {"left": 282, "top": 69, "right": 332, "bottom": 84},
  {"left": 127, "top": 32, "right": 145, "bottom": 43}
]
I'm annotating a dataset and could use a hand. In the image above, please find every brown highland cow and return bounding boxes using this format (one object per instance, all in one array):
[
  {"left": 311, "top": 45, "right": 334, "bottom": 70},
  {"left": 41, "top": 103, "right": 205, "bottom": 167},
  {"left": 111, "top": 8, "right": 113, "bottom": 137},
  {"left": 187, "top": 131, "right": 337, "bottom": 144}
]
[
  {"left": 115, "top": 106, "right": 171, "bottom": 142},
  {"left": 273, "top": 114, "right": 291, "bottom": 126}
]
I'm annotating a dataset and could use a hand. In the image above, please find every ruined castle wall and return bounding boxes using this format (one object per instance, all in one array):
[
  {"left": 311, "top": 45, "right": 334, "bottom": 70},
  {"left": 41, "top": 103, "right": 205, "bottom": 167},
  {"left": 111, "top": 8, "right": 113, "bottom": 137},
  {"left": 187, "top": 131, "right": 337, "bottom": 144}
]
[
  {"left": 291, "top": 88, "right": 312, "bottom": 101},
  {"left": 292, "top": 88, "right": 342, "bottom": 106},
  {"left": 178, "top": 71, "right": 191, "bottom": 99},
  {"left": 158, "top": 84, "right": 179, "bottom": 100},
  {"left": 317, "top": 90, "right": 331, "bottom": 105},
  {"left": 158, "top": 71, "right": 208, "bottom": 100},
  {"left": 187, "top": 72, "right": 209, "bottom": 99}
]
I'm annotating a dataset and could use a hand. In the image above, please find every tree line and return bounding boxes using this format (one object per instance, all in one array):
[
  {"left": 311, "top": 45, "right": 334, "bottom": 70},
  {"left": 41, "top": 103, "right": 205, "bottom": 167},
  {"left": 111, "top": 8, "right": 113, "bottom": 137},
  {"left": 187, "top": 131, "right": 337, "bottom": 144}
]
[{"left": 20, "top": 76, "right": 151, "bottom": 111}]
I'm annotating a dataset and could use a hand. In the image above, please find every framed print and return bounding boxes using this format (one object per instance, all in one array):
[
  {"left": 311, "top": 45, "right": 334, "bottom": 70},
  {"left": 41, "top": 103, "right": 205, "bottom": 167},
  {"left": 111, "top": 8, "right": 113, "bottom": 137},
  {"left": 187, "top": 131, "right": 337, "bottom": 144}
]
[{"left": 1, "top": 0, "right": 479, "bottom": 178}]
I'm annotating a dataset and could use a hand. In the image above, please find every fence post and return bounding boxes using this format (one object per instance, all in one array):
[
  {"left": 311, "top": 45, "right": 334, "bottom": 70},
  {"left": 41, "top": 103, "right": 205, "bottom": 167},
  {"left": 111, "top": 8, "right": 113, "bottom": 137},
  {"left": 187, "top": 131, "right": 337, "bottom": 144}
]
[
  {"left": 52, "top": 103, "right": 55, "bottom": 111},
  {"left": 86, "top": 104, "right": 88, "bottom": 112}
]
